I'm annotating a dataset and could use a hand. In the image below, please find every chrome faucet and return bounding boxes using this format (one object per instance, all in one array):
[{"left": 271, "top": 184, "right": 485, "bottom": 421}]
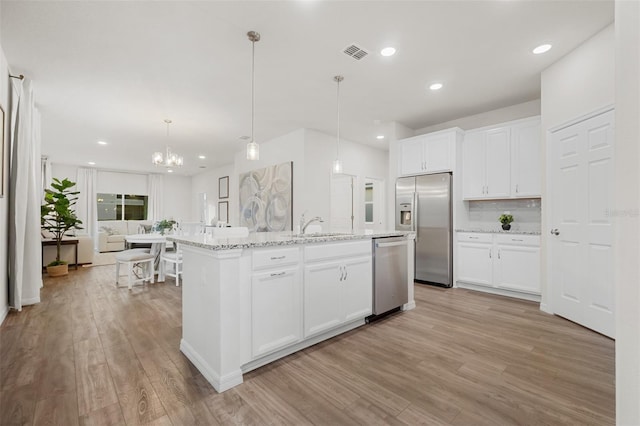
[{"left": 299, "top": 213, "right": 324, "bottom": 234}]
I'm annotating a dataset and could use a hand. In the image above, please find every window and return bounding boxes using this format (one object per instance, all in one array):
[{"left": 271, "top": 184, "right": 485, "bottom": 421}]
[
  {"left": 364, "top": 182, "right": 374, "bottom": 224},
  {"left": 97, "top": 193, "right": 148, "bottom": 221}
]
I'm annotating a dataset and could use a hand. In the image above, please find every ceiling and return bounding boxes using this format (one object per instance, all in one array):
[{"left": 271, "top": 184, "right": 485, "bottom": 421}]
[{"left": 1, "top": 1, "right": 614, "bottom": 176}]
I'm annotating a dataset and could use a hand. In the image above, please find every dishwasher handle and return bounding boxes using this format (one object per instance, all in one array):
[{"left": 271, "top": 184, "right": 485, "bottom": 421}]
[{"left": 376, "top": 241, "right": 407, "bottom": 248}]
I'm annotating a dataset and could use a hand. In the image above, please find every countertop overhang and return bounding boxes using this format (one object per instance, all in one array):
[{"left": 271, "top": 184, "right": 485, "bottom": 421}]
[{"left": 168, "top": 230, "right": 415, "bottom": 250}]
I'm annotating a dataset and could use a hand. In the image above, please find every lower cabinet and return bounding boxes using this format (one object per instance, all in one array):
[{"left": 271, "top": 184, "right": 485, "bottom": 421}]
[
  {"left": 457, "top": 232, "right": 540, "bottom": 296},
  {"left": 251, "top": 266, "right": 303, "bottom": 358},
  {"left": 303, "top": 241, "right": 373, "bottom": 338}
]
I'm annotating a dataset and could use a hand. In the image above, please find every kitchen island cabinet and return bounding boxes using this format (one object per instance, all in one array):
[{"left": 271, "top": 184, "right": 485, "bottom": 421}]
[{"left": 169, "top": 231, "right": 414, "bottom": 393}]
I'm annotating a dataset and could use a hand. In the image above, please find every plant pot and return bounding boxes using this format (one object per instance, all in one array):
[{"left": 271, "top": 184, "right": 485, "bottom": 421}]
[
  {"left": 46, "top": 264, "right": 69, "bottom": 277},
  {"left": 501, "top": 223, "right": 511, "bottom": 231}
]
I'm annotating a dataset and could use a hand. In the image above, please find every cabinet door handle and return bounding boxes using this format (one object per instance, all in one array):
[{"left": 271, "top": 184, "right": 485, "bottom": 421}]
[
  {"left": 515, "top": 184, "right": 519, "bottom": 193},
  {"left": 270, "top": 256, "right": 286, "bottom": 260},
  {"left": 339, "top": 266, "right": 344, "bottom": 281},
  {"left": 498, "top": 249, "right": 501, "bottom": 259},
  {"left": 344, "top": 267, "right": 348, "bottom": 281},
  {"left": 270, "top": 271, "right": 286, "bottom": 277},
  {"left": 512, "top": 238, "right": 523, "bottom": 242},
  {"left": 489, "top": 249, "right": 492, "bottom": 259},
  {"left": 469, "top": 236, "right": 479, "bottom": 239}
]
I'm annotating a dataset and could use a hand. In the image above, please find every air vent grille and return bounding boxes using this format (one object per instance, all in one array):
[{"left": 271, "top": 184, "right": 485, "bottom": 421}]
[{"left": 343, "top": 44, "right": 369, "bottom": 60}]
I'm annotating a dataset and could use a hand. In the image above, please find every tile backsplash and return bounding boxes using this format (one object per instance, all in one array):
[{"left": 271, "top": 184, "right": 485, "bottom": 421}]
[{"left": 461, "top": 199, "right": 541, "bottom": 232}]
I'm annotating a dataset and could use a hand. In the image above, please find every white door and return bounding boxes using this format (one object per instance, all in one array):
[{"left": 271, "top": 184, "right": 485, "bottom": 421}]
[
  {"left": 330, "top": 174, "right": 354, "bottom": 232},
  {"left": 340, "top": 256, "right": 373, "bottom": 322},
  {"left": 462, "top": 131, "right": 486, "bottom": 199},
  {"left": 303, "top": 261, "right": 341, "bottom": 338},
  {"left": 399, "top": 137, "right": 424, "bottom": 175},
  {"left": 251, "top": 267, "right": 302, "bottom": 357},
  {"left": 511, "top": 120, "right": 542, "bottom": 197},
  {"left": 485, "top": 127, "right": 511, "bottom": 198},
  {"left": 424, "top": 133, "right": 452, "bottom": 173},
  {"left": 549, "top": 109, "right": 615, "bottom": 338},
  {"left": 457, "top": 242, "right": 493, "bottom": 286}
]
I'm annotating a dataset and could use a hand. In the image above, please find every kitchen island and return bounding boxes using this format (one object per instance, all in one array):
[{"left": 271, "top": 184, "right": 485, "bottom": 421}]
[{"left": 168, "top": 231, "right": 415, "bottom": 392}]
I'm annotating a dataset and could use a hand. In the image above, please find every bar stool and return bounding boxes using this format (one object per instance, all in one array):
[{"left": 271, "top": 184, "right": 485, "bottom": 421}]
[
  {"left": 162, "top": 245, "right": 183, "bottom": 286},
  {"left": 115, "top": 249, "right": 155, "bottom": 290}
]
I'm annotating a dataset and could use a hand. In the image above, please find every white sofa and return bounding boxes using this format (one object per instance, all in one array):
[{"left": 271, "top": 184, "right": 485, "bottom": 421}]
[
  {"left": 42, "top": 234, "right": 95, "bottom": 266},
  {"left": 98, "top": 220, "right": 153, "bottom": 252}
]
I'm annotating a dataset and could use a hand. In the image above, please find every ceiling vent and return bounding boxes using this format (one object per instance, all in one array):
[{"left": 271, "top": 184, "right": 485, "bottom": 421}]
[{"left": 343, "top": 44, "right": 369, "bottom": 60}]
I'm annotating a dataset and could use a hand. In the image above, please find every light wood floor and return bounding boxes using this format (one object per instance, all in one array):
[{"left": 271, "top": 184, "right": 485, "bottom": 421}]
[{"left": 0, "top": 265, "right": 614, "bottom": 425}]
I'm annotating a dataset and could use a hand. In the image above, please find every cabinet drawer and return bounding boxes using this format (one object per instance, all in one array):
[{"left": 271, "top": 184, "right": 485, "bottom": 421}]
[
  {"left": 252, "top": 247, "right": 300, "bottom": 270},
  {"left": 456, "top": 232, "right": 492, "bottom": 244},
  {"left": 305, "top": 240, "right": 371, "bottom": 263},
  {"left": 495, "top": 234, "right": 540, "bottom": 247}
]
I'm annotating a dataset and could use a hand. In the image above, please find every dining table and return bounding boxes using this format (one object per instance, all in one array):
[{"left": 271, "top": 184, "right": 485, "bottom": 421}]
[{"left": 124, "top": 233, "right": 170, "bottom": 282}]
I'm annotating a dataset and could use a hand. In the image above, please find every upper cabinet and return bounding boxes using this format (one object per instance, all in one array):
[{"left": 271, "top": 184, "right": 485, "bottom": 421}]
[
  {"left": 462, "top": 117, "right": 541, "bottom": 200},
  {"left": 399, "top": 128, "right": 462, "bottom": 176}
]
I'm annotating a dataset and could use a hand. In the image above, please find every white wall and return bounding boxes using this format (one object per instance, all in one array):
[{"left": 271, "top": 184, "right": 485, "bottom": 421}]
[
  {"left": 163, "top": 174, "right": 192, "bottom": 222},
  {"left": 305, "top": 129, "right": 389, "bottom": 231},
  {"left": 414, "top": 99, "right": 541, "bottom": 134},
  {"left": 190, "top": 163, "right": 234, "bottom": 224},
  {"left": 540, "top": 24, "right": 615, "bottom": 312},
  {"left": 614, "top": 1, "right": 640, "bottom": 423},
  {"left": 0, "top": 44, "right": 11, "bottom": 323}
]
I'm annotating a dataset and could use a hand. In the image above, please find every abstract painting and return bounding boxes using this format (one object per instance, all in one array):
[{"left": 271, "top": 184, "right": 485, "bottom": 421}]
[{"left": 239, "top": 161, "right": 293, "bottom": 232}]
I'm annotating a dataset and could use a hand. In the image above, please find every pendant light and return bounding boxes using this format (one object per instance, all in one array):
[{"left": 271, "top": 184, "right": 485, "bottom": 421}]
[
  {"left": 152, "top": 119, "right": 183, "bottom": 168},
  {"left": 247, "top": 31, "right": 261, "bottom": 161},
  {"left": 333, "top": 75, "right": 344, "bottom": 174}
]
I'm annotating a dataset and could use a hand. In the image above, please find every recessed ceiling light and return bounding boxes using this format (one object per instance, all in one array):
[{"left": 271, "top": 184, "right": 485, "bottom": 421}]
[
  {"left": 97, "top": 141, "right": 107, "bottom": 145},
  {"left": 376, "top": 135, "right": 385, "bottom": 140},
  {"left": 167, "top": 169, "right": 173, "bottom": 173},
  {"left": 88, "top": 161, "right": 96, "bottom": 165},
  {"left": 380, "top": 47, "right": 396, "bottom": 57},
  {"left": 429, "top": 83, "right": 444, "bottom": 91},
  {"left": 198, "top": 155, "right": 206, "bottom": 159},
  {"left": 533, "top": 44, "right": 552, "bottom": 54}
]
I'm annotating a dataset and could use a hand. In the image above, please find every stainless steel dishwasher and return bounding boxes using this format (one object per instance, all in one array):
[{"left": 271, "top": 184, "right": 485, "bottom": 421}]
[{"left": 372, "top": 236, "right": 409, "bottom": 316}]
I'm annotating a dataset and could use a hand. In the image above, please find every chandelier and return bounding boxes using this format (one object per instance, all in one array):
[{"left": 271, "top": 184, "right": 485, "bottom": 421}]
[
  {"left": 152, "top": 119, "right": 183, "bottom": 168},
  {"left": 333, "top": 75, "right": 344, "bottom": 174},
  {"left": 246, "top": 30, "right": 260, "bottom": 160}
]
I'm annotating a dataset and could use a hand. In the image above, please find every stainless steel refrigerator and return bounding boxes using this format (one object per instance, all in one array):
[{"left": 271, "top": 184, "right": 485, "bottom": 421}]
[{"left": 395, "top": 173, "right": 452, "bottom": 287}]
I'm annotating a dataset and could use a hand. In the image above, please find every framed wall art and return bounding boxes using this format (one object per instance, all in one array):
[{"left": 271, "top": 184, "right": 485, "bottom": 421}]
[
  {"left": 218, "top": 201, "right": 228, "bottom": 223},
  {"left": 219, "top": 176, "right": 229, "bottom": 199}
]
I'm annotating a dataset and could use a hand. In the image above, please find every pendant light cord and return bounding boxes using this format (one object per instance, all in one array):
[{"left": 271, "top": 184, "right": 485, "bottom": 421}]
[
  {"left": 336, "top": 78, "right": 340, "bottom": 158},
  {"left": 251, "top": 39, "right": 255, "bottom": 144}
]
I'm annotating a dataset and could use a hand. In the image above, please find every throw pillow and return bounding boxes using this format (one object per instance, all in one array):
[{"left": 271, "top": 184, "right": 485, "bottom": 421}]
[{"left": 100, "top": 226, "right": 117, "bottom": 236}]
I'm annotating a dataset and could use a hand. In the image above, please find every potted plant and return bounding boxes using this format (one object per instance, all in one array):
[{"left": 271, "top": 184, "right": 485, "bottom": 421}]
[
  {"left": 499, "top": 212, "right": 514, "bottom": 231},
  {"left": 154, "top": 219, "right": 176, "bottom": 235},
  {"left": 40, "top": 178, "right": 83, "bottom": 276}
]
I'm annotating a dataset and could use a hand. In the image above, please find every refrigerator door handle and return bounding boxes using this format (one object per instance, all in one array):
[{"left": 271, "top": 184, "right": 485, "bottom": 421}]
[{"left": 414, "top": 192, "right": 419, "bottom": 242}]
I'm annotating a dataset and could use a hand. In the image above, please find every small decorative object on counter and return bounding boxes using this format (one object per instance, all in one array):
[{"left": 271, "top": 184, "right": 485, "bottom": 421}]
[{"left": 499, "top": 212, "right": 514, "bottom": 231}]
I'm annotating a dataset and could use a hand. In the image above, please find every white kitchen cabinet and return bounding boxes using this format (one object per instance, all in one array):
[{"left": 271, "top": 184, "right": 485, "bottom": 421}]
[
  {"left": 511, "top": 120, "right": 542, "bottom": 197},
  {"left": 456, "top": 232, "right": 540, "bottom": 298},
  {"left": 399, "top": 129, "right": 461, "bottom": 176},
  {"left": 303, "top": 241, "right": 372, "bottom": 338},
  {"left": 251, "top": 247, "right": 303, "bottom": 358},
  {"left": 462, "top": 117, "right": 541, "bottom": 200},
  {"left": 251, "top": 266, "right": 302, "bottom": 357},
  {"left": 493, "top": 234, "right": 540, "bottom": 294},
  {"left": 457, "top": 234, "right": 493, "bottom": 286},
  {"left": 462, "top": 127, "right": 510, "bottom": 199}
]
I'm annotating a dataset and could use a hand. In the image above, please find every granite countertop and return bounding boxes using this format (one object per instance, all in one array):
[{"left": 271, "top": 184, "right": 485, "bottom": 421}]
[
  {"left": 168, "top": 230, "right": 415, "bottom": 250},
  {"left": 455, "top": 228, "right": 541, "bottom": 236}
]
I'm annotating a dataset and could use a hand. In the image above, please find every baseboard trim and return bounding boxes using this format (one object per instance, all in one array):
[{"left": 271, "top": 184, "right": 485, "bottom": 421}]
[
  {"left": 402, "top": 300, "right": 416, "bottom": 311},
  {"left": 540, "top": 303, "right": 552, "bottom": 314},
  {"left": 180, "top": 339, "right": 243, "bottom": 393},
  {"left": 21, "top": 296, "right": 41, "bottom": 306},
  {"left": 0, "top": 304, "right": 9, "bottom": 325},
  {"left": 456, "top": 282, "right": 541, "bottom": 303}
]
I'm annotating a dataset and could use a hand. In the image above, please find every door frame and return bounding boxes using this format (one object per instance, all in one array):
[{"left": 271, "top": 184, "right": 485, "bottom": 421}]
[{"left": 544, "top": 104, "right": 615, "bottom": 315}]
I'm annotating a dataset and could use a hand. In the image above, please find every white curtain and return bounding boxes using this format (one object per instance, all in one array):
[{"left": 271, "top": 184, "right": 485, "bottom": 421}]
[
  {"left": 41, "top": 155, "right": 52, "bottom": 199},
  {"left": 76, "top": 168, "right": 98, "bottom": 249},
  {"left": 147, "top": 174, "right": 164, "bottom": 222},
  {"left": 8, "top": 79, "right": 43, "bottom": 310}
]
